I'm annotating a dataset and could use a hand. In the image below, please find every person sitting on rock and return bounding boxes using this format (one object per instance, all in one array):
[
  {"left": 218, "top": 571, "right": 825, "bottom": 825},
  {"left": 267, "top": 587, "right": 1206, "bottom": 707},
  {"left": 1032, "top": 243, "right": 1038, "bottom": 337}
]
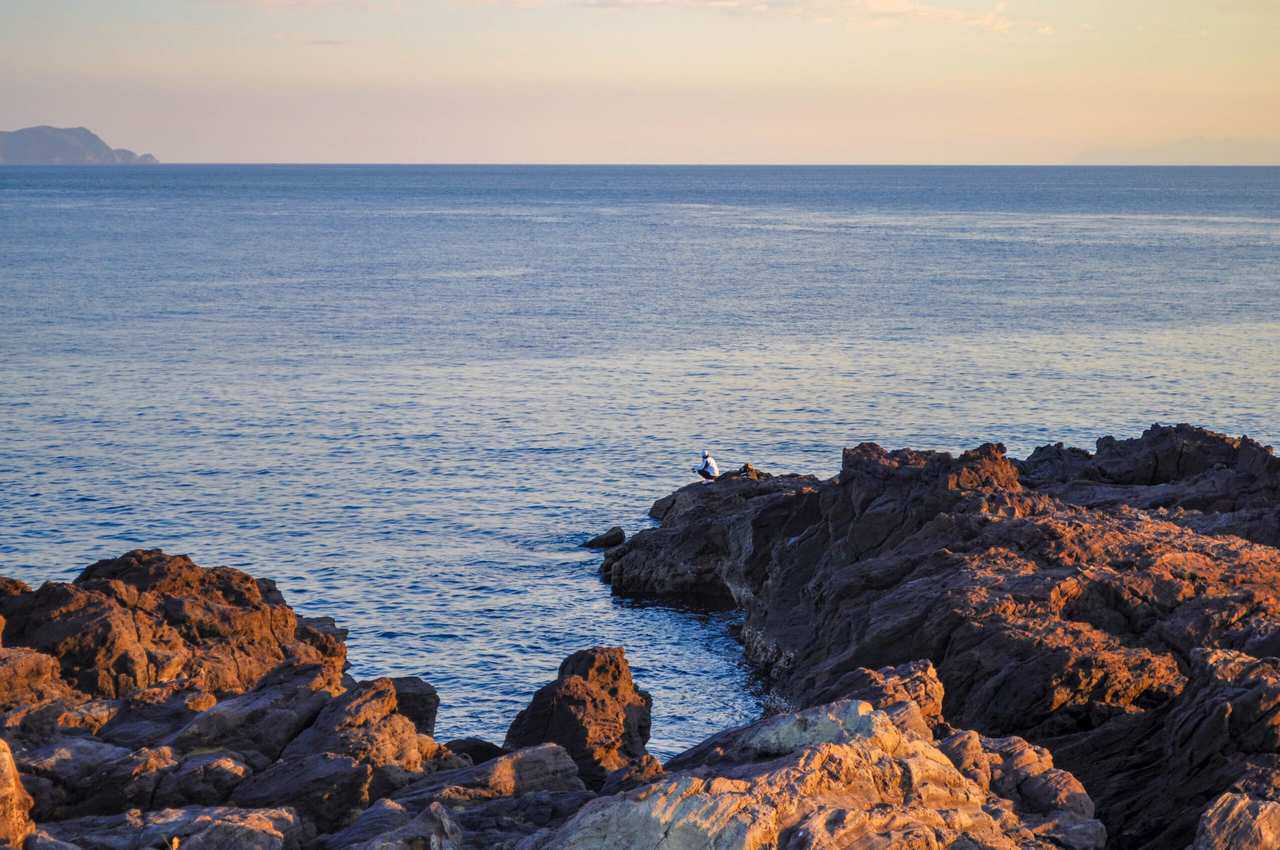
[{"left": 692, "top": 449, "right": 719, "bottom": 481}]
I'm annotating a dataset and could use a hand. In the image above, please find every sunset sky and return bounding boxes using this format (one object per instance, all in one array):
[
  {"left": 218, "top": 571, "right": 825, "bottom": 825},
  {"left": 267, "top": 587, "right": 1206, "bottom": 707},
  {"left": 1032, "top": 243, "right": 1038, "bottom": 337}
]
[{"left": 3, "top": 0, "right": 1278, "bottom": 163}]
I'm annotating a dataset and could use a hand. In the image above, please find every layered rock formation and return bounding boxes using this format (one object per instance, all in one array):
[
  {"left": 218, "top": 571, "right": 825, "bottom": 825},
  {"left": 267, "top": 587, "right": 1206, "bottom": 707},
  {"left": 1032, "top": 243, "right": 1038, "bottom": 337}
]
[{"left": 601, "top": 423, "right": 1280, "bottom": 849}]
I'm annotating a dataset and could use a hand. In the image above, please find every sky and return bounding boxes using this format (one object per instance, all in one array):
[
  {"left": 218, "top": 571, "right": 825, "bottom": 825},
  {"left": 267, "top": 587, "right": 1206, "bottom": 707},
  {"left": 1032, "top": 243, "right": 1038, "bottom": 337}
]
[{"left": 2, "top": 0, "right": 1278, "bottom": 163}]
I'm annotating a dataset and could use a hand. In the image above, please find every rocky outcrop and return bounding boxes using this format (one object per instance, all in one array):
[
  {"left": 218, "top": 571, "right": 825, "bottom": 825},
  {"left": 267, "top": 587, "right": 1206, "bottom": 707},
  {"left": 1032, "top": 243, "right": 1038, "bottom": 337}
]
[
  {"left": 0, "top": 549, "right": 346, "bottom": 699},
  {"left": 0, "top": 550, "right": 475, "bottom": 847},
  {"left": 1020, "top": 423, "right": 1280, "bottom": 547},
  {"left": 504, "top": 648, "right": 652, "bottom": 790},
  {"left": 600, "top": 424, "right": 1280, "bottom": 849},
  {"left": 531, "top": 663, "right": 1103, "bottom": 850}
]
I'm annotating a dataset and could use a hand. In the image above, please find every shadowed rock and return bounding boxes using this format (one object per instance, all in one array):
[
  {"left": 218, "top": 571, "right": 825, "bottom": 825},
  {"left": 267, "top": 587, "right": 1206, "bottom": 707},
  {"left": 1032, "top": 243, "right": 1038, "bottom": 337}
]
[{"left": 33, "top": 805, "right": 304, "bottom": 849}]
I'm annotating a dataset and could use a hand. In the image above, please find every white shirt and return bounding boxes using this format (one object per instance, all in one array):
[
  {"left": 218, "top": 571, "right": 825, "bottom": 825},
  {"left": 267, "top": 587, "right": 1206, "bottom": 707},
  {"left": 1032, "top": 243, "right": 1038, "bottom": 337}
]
[{"left": 696, "top": 455, "right": 720, "bottom": 477}]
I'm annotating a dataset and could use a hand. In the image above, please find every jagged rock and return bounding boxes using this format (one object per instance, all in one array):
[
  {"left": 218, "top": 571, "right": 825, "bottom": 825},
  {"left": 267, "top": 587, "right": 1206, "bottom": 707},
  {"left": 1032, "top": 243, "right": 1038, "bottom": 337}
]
[
  {"left": 392, "top": 744, "right": 587, "bottom": 813},
  {"left": 344, "top": 802, "right": 461, "bottom": 850},
  {"left": 37, "top": 806, "right": 305, "bottom": 849},
  {"left": 0, "top": 549, "right": 346, "bottom": 699},
  {"left": 531, "top": 692, "right": 1104, "bottom": 850},
  {"left": 665, "top": 698, "right": 884, "bottom": 772},
  {"left": 390, "top": 677, "right": 439, "bottom": 737},
  {"left": 581, "top": 527, "right": 624, "bottom": 550},
  {"left": 1192, "top": 792, "right": 1280, "bottom": 850},
  {"left": 601, "top": 429, "right": 1280, "bottom": 848},
  {"left": 0, "top": 648, "right": 82, "bottom": 712},
  {"left": 0, "top": 738, "right": 34, "bottom": 849},
  {"left": 96, "top": 684, "right": 216, "bottom": 749},
  {"left": 63, "top": 745, "right": 180, "bottom": 817},
  {"left": 10, "top": 699, "right": 117, "bottom": 743},
  {"left": 14, "top": 737, "right": 134, "bottom": 819},
  {"left": 1020, "top": 424, "right": 1280, "bottom": 547},
  {"left": 319, "top": 799, "right": 412, "bottom": 849},
  {"left": 599, "top": 754, "right": 664, "bottom": 795},
  {"left": 280, "top": 679, "right": 447, "bottom": 789},
  {"left": 450, "top": 790, "right": 595, "bottom": 850},
  {"left": 832, "top": 659, "right": 946, "bottom": 738},
  {"left": 169, "top": 663, "right": 343, "bottom": 770},
  {"left": 153, "top": 751, "right": 252, "bottom": 807},
  {"left": 232, "top": 752, "right": 373, "bottom": 834},
  {"left": 443, "top": 738, "right": 507, "bottom": 766},
  {"left": 504, "top": 648, "right": 652, "bottom": 790}
]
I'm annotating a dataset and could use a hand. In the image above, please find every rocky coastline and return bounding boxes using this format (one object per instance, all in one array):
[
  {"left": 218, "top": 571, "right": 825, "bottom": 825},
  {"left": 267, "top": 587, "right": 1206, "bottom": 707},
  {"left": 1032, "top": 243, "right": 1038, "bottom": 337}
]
[{"left": 1, "top": 423, "right": 1277, "bottom": 849}]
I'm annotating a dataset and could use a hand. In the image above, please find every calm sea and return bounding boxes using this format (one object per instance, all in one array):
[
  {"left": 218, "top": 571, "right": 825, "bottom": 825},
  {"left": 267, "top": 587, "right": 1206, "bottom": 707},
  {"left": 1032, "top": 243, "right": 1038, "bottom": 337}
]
[{"left": 2, "top": 165, "right": 1278, "bottom": 755}]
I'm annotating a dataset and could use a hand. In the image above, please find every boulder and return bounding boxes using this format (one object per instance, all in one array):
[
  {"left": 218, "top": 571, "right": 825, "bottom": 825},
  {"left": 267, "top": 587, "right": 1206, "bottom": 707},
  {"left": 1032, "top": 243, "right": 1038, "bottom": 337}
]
[
  {"left": 581, "top": 527, "right": 624, "bottom": 550},
  {"left": 0, "top": 549, "right": 346, "bottom": 699},
  {"left": 504, "top": 648, "right": 651, "bottom": 790},
  {"left": 0, "top": 738, "right": 34, "bottom": 849}
]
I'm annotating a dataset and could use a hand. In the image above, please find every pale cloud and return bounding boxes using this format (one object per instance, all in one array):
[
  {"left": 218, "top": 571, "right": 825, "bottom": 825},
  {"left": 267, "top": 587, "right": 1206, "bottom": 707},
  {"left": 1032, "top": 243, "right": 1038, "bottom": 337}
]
[{"left": 571, "top": 0, "right": 1052, "bottom": 33}]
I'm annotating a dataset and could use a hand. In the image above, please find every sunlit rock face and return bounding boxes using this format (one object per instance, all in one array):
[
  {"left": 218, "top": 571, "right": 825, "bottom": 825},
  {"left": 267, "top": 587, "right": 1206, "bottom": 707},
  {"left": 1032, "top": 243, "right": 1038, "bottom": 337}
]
[
  {"left": 529, "top": 664, "right": 1105, "bottom": 850},
  {"left": 601, "top": 424, "right": 1280, "bottom": 849}
]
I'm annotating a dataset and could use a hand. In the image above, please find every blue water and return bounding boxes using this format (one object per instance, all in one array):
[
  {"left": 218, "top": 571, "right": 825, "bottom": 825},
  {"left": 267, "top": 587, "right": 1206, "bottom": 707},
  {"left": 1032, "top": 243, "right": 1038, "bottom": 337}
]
[{"left": 2, "top": 165, "right": 1279, "bottom": 756}]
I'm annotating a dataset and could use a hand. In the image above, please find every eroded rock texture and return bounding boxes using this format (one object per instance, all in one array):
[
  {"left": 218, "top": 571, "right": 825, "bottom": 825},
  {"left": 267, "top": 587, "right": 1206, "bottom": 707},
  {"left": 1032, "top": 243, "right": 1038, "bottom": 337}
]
[
  {"left": 0, "top": 550, "right": 474, "bottom": 849},
  {"left": 532, "top": 661, "right": 1104, "bottom": 850},
  {"left": 601, "top": 424, "right": 1280, "bottom": 849},
  {"left": 0, "top": 549, "right": 346, "bottom": 699}
]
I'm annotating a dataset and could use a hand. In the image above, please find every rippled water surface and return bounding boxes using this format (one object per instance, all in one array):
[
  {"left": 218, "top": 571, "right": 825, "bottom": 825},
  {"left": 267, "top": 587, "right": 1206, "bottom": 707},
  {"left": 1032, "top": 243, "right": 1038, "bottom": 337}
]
[{"left": 2, "top": 165, "right": 1279, "bottom": 756}]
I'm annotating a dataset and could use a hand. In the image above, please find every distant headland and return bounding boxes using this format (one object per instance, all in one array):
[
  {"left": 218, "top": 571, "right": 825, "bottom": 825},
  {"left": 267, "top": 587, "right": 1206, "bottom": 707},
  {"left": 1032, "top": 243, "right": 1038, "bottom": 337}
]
[{"left": 0, "top": 126, "right": 158, "bottom": 165}]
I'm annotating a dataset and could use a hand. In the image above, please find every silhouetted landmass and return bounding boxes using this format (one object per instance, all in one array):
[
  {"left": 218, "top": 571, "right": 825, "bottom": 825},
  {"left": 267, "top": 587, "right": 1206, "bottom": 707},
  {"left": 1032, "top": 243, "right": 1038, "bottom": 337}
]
[{"left": 0, "top": 126, "right": 158, "bottom": 165}]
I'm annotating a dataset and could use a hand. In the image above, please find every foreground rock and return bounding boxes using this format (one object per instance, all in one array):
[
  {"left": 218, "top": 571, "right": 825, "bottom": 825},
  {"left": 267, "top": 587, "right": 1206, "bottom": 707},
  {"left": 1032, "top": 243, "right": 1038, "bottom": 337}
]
[
  {"left": 504, "top": 648, "right": 652, "bottom": 790},
  {"left": 531, "top": 661, "right": 1103, "bottom": 850},
  {"left": 600, "top": 424, "right": 1280, "bottom": 849},
  {"left": 32, "top": 806, "right": 304, "bottom": 849}
]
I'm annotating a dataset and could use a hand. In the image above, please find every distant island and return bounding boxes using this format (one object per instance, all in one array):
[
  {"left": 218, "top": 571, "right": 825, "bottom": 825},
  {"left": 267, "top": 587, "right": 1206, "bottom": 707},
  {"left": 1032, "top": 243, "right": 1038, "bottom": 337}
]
[{"left": 0, "top": 125, "right": 158, "bottom": 165}]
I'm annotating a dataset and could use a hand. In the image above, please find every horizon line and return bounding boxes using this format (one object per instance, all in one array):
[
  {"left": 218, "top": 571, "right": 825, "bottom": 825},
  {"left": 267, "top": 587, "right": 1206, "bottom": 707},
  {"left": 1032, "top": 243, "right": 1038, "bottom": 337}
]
[{"left": 4, "top": 161, "right": 1279, "bottom": 168}]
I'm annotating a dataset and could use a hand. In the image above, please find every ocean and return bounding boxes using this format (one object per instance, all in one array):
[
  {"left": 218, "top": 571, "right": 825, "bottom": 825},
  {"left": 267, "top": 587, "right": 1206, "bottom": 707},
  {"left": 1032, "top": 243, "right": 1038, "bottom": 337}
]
[{"left": 2, "top": 164, "right": 1278, "bottom": 756}]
